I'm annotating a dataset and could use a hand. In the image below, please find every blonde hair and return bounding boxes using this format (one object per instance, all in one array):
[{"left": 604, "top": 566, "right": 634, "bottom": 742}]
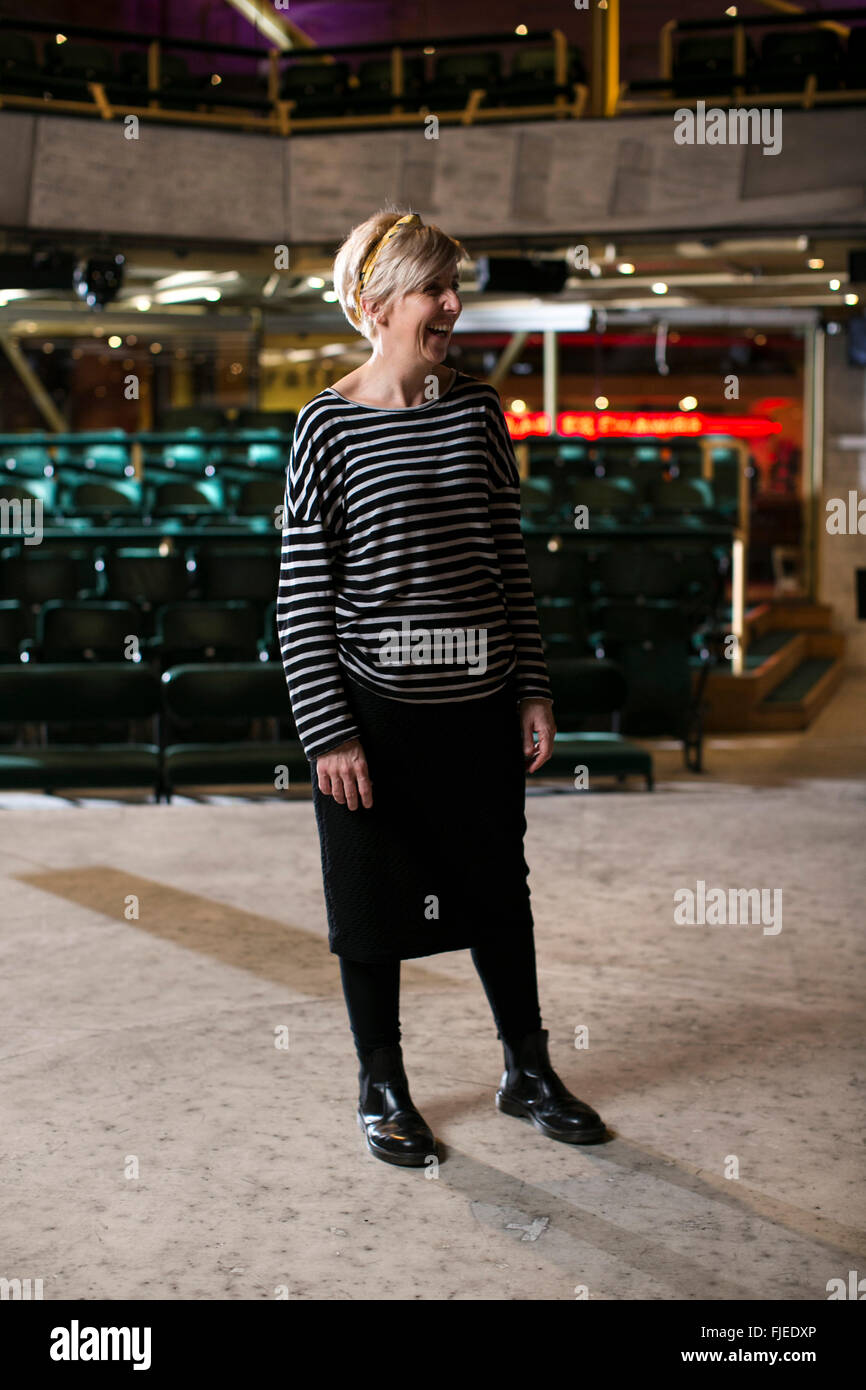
[{"left": 333, "top": 205, "right": 466, "bottom": 340}]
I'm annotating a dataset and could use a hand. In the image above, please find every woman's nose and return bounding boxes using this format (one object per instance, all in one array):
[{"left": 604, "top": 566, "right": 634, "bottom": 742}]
[{"left": 441, "top": 289, "right": 460, "bottom": 315}]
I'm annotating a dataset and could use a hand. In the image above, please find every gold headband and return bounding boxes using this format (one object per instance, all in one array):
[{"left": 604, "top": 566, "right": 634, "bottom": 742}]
[{"left": 353, "top": 213, "right": 460, "bottom": 323}]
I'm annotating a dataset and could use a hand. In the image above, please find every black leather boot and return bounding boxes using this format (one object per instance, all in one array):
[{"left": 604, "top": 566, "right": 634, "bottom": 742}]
[
  {"left": 356, "top": 1044, "right": 437, "bottom": 1167},
  {"left": 496, "top": 1028, "right": 606, "bottom": 1143}
]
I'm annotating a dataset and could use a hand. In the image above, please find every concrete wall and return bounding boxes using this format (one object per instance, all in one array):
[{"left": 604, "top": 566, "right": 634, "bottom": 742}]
[
  {"left": 822, "top": 333, "right": 866, "bottom": 669},
  {"left": 2, "top": 105, "right": 865, "bottom": 244}
]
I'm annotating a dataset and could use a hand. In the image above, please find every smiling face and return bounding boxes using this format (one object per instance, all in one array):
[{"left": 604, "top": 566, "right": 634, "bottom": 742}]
[{"left": 365, "top": 261, "right": 462, "bottom": 363}]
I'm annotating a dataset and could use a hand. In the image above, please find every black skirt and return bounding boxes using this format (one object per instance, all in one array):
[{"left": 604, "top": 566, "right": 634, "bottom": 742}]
[{"left": 311, "top": 667, "right": 535, "bottom": 962}]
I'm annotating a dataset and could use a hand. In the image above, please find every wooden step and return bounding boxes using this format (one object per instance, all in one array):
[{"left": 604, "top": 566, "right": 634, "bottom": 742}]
[
  {"left": 699, "top": 600, "right": 848, "bottom": 731},
  {"left": 751, "top": 600, "right": 835, "bottom": 633},
  {"left": 749, "top": 656, "right": 845, "bottom": 731},
  {"left": 700, "top": 631, "right": 807, "bottom": 730}
]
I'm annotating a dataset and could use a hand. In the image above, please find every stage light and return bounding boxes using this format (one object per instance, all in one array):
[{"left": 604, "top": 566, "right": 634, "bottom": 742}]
[
  {"left": 845, "top": 293, "right": 859, "bottom": 305},
  {"left": 73, "top": 253, "right": 125, "bottom": 309},
  {"left": 679, "top": 396, "right": 698, "bottom": 411},
  {"left": 617, "top": 262, "right": 635, "bottom": 275},
  {"left": 135, "top": 297, "right": 151, "bottom": 311},
  {"left": 651, "top": 282, "right": 668, "bottom": 295},
  {"left": 306, "top": 276, "right": 325, "bottom": 288},
  {"left": 595, "top": 395, "right": 609, "bottom": 409},
  {"left": 108, "top": 335, "right": 122, "bottom": 348},
  {"left": 807, "top": 258, "right": 824, "bottom": 270},
  {"left": 322, "top": 290, "right": 338, "bottom": 302},
  {"left": 510, "top": 399, "right": 527, "bottom": 413},
  {"left": 829, "top": 278, "right": 841, "bottom": 291}
]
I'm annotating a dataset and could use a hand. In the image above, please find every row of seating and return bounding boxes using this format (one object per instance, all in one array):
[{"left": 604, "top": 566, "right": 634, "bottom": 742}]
[
  {"left": 2, "top": 536, "right": 724, "bottom": 611},
  {"left": 0, "top": 599, "right": 281, "bottom": 668},
  {"left": 671, "top": 28, "right": 866, "bottom": 98},
  {"left": 1, "top": 476, "right": 285, "bottom": 520},
  {"left": 1, "top": 473, "right": 732, "bottom": 531},
  {"left": 3, "top": 439, "right": 288, "bottom": 480},
  {"left": 0, "top": 657, "right": 654, "bottom": 797},
  {"left": 522, "top": 474, "right": 736, "bottom": 529},
  {"left": 1, "top": 546, "right": 279, "bottom": 619},
  {"left": 0, "top": 36, "right": 586, "bottom": 115}
]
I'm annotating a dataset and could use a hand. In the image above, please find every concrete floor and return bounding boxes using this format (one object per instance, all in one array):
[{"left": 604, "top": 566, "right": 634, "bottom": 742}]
[{"left": 1, "top": 677, "right": 864, "bottom": 1301}]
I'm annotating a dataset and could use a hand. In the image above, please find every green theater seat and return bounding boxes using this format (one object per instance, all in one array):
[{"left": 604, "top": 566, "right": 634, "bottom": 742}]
[
  {"left": 0, "top": 663, "right": 161, "bottom": 796},
  {"left": 0, "top": 600, "right": 27, "bottom": 660},
  {"left": 572, "top": 476, "right": 641, "bottom": 529},
  {"left": 28, "top": 599, "right": 140, "bottom": 662},
  {"left": 149, "top": 601, "right": 261, "bottom": 669},
  {"left": 351, "top": 56, "right": 426, "bottom": 114},
  {"left": 1, "top": 443, "right": 53, "bottom": 477},
  {"left": 160, "top": 662, "right": 305, "bottom": 797},
  {"left": 543, "top": 656, "right": 653, "bottom": 790}
]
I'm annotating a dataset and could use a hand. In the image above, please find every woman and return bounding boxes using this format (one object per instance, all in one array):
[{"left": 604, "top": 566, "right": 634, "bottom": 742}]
[{"left": 277, "top": 208, "right": 606, "bottom": 1167}]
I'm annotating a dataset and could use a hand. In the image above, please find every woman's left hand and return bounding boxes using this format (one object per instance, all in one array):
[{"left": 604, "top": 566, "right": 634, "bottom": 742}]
[{"left": 519, "top": 697, "right": 556, "bottom": 773}]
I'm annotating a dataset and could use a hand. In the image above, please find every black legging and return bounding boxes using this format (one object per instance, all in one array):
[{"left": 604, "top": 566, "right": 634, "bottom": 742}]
[{"left": 339, "top": 925, "right": 543, "bottom": 1061}]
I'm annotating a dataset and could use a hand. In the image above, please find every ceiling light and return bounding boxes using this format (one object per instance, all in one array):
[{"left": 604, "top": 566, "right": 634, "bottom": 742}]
[
  {"left": 510, "top": 399, "right": 527, "bottom": 413},
  {"left": 515, "top": 25, "right": 528, "bottom": 36},
  {"left": 155, "top": 287, "right": 222, "bottom": 303},
  {"left": 595, "top": 395, "right": 609, "bottom": 409},
  {"left": 135, "top": 296, "right": 151, "bottom": 311},
  {"left": 617, "top": 262, "right": 635, "bottom": 275},
  {"left": 219, "top": 0, "right": 291, "bottom": 47},
  {"left": 306, "top": 276, "right": 325, "bottom": 289},
  {"left": 754, "top": 333, "right": 767, "bottom": 346},
  {"left": 322, "top": 290, "right": 338, "bottom": 302},
  {"left": 150, "top": 342, "right": 162, "bottom": 353},
  {"left": 845, "top": 293, "right": 859, "bottom": 306},
  {"left": 153, "top": 270, "right": 238, "bottom": 290},
  {"left": 651, "top": 282, "right": 668, "bottom": 295},
  {"left": 807, "top": 258, "right": 824, "bottom": 270},
  {"left": 0, "top": 289, "right": 29, "bottom": 304},
  {"left": 679, "top": 396, "right": 698, "bottom": 411},
  {"left": 108, "top": 335, "right": 122, "bottom": 348},
  {"left": 829, "top": 278, "right": 841, "bottom": 291}
]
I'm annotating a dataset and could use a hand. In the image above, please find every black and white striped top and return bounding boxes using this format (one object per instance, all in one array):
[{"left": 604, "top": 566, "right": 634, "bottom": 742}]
[{"left": 276, "top": 369, "right": 553, "bottom": 760}]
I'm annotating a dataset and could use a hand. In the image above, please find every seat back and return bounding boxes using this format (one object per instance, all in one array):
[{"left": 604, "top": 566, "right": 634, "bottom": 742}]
[
  {"left": 155, "top": 601, "right": 259, "bottom": 660},
  {"left": 160, "top": 662, "right": 293, "bottom": 723},
  {"left": 37, "top": 600, "right": 139, "bottom": 661},
  {"left": 0, "top": 663, "right": 160, "bottom": 723},
  {"left": 106, "top": 550, "right": 191, "bottom": 606},
  {"left": 545, "top": 656, "right": 627, "bottom": 729}
]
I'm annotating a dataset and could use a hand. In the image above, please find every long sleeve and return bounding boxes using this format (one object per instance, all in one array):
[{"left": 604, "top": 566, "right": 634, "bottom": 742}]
[
  {"left": 485, "top": 389, "right": 554, "bottom": 702},
  {"left": 276, "top": 410, "right": 361, "bottom": 760}
]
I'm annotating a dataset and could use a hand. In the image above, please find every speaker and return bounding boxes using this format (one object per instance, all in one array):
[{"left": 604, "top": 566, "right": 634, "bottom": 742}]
[
  {"left": 847, "top": 250, "right": 866, "bottom": 284},
  {"left": 476, "top": 256, "right": 569, "bottom": 295}
]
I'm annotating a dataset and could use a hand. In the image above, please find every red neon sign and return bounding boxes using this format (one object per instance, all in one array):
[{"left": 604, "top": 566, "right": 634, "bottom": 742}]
[{"left": 505, "top": 410, "right": 782, "bottom": 441}]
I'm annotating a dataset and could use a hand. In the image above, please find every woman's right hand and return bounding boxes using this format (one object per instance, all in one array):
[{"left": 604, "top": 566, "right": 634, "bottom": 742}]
[{"left": 316, "top": 738, "right": 373, "bottom": 810}]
